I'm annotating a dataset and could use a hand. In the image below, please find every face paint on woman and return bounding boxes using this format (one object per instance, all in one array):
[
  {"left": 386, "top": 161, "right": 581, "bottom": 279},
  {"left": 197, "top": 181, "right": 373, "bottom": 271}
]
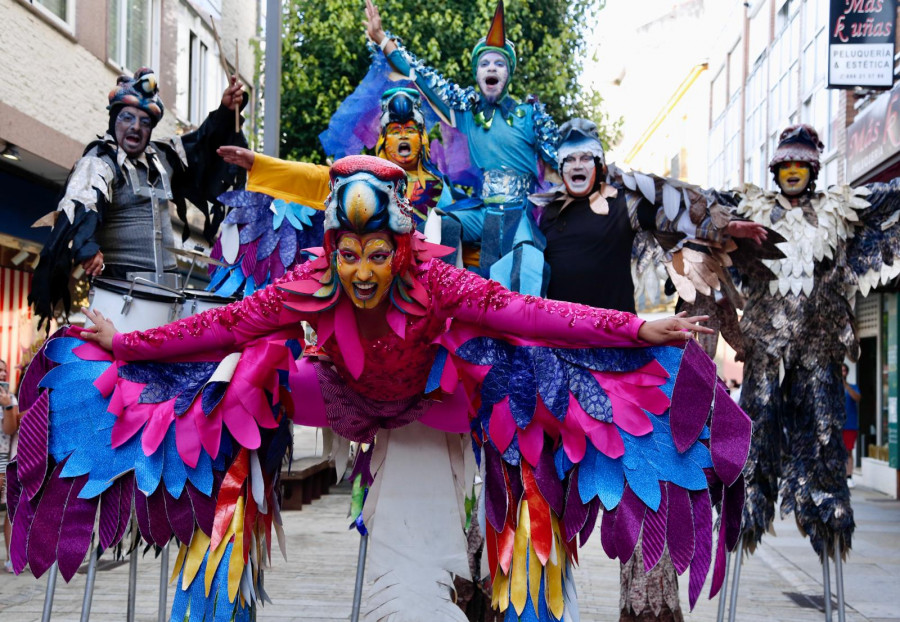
[
  {"left": 561, "top": 152, "right": 597, "bottom": 198},
  {"left": 476, "top": 51, "right": 509, "bottom": 103},
  {"left": 777, "top": 161, "right": 811, "bottom": 197},
  {"left": 383, "top": 121, "right": 423, "bottom": 171},
  {"left": 336, "top": 233, "right": 396, "bottom": 309}
]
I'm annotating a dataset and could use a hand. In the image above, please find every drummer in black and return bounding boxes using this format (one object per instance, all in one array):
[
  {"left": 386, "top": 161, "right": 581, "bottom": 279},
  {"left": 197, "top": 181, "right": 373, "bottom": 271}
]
[{"left": 29, "top": 68, "right": 247, "bottom": 326}]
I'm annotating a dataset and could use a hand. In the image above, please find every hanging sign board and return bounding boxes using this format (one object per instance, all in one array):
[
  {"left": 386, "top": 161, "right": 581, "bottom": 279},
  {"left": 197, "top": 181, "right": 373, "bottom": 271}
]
[{"left": 829, "top": 0, "right": 897, "bottom": 89}]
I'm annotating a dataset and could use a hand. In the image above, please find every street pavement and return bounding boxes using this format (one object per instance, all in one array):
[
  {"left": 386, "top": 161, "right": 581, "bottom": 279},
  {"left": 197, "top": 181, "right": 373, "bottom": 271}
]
[{"left": 1, "top": 468, "right": 898, "bottom": 620}]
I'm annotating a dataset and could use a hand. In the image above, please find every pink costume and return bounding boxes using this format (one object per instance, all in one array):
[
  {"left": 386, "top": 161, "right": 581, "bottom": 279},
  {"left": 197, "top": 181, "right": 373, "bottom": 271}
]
[{"left": 9, "top": 156, "right": 749, "bottom": 622}]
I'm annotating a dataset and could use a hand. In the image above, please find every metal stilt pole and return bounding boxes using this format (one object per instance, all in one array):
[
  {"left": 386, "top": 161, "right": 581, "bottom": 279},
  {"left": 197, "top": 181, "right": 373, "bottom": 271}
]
[
  {"left": 80, "top": 544, "right": 100, "bottom": 622},
  {"left": 158, "top": 543, "right": 170, "bottom": 622},
  {"left": 834, "top": 536, "right": 846, "bottom": 622},
  {"left": 126, "top": 540, "right": 139, "bottom": 622},
  {"left": 716, "top": 551, "right": 732, "bottom": 622},
  {"left": 727, "top": 548, "right": 743, "bottom": 622},
  {"left": 350, "top": 534, "right": 369, "bottom": 622},
  {"left": 822, "top": 549, "right": 833, "bottom": 622},
  {"left": 41, "top": 563, "right": 59, "bottom": 622}
]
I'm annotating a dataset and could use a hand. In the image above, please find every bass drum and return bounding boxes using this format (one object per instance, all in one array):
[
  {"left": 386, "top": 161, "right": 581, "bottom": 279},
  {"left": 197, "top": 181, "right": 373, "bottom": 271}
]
[
  {"left": 87, "top": 278, "right": 184, "bottom": 333},
  {"left": 179, "top": 289, "right": 238, "bottom": 319}
]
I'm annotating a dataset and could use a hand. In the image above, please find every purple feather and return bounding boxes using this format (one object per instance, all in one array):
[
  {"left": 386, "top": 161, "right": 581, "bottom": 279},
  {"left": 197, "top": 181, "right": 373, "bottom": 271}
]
[
  {"left": 56, "top": 474, "right": 98, "bottom": 581},
  {"left": 562, "top": 471, "right": 589, "bottom": 543},
  {"left": 613, "top": 487, "right": 646, "bottom": 562},
  {"left": 578, "top": 498, "right": 601, "bottom": 546},
  {"left": 241, "top": 240, "right": 260, "bottom": 278},
  {"left": 350, "top": 446, "right": 374, "bottom": 486},
  {"left": 642, "top": 483, "right": 668, "bottom": 572},
  {"left": 709, "top": 522, "right": 728, "bottom": 599},
  {"left": 5, "top": 461, "right": 21, "bottom": 522},
  {"left": 17, "top": 327, "right": 65, "bottom": 411},
  {"left": 16, "top": 390, "right": 49, "bottom": 502},
  {"left": 187, "top": 481, "right": 216, "bottom": 537},
  {"left": 278, "top": 225, "right": 298, "bottom": 271},
  {"left": 134, "top": 491, "right": 153, "bottom": 544},
  {"left": 723, "top": 478, "right": 745, "bottom": 551},
  {"left": 533, "top": 447, "right": 564, "bottom": 516},
  {"left": 507, "top": 463, "right": 524, "bottom": 508},
  {"left": 669, "top": 340, "right": 716, "bottom": 452},
  {"left": 146, "top": 489, "right": 174, "bottom": 546},
  {"left": 164, "top": 488, "right": 197, "bottom": 545},
  {"left": 600, "top": 504, "right": 618, "bottom": 559},
  {"left": 256, "top": 224, "right": 279, "bottom": 262},
  {"left": 98, "top": 479, "right": 124, "bottom": 549},
  {"left": 710, "top": 384, "right": 752, "bottom": 486},
  {"left": 666, "top": 486, "right": 695, "bottom": 574},
  {"left": 26, "top": 463, "right": 82, "bottom": 578},
  {"left": 688, "top": 490, "right": 713, "bottom": 609},
  {"left": 114, "top": 475, "right": 134, "bottom": 546},
  {"left": 484, "top": 445, "right": 509, "bottom": 533},
  {"left": 10, "top": 477, "right": 38, "bottom": 574}
]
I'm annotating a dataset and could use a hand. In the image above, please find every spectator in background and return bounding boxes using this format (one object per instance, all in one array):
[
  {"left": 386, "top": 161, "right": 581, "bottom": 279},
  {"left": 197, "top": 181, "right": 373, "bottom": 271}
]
[
  {"left": 842, "top": 363, "right": 860, "bottom": 489},
  {"left": 1, "top": 358, "right": 20, "bottom": 573},
  {"left": 727, "top": 378, "right": 742, "bottom": 403}
]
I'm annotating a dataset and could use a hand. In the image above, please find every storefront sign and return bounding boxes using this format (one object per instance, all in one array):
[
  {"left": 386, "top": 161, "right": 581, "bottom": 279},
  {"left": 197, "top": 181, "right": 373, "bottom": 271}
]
[
  {"left": 829, "top": 0, "right": 896, "bottom": 88},
  {"left": 845, "top": 80, "right": 900, "bottom": 181}
]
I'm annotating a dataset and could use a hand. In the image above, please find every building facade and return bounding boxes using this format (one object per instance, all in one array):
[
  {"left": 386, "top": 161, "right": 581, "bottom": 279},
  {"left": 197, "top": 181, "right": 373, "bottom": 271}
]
[
  {"left": 706, "top": 0, "right": 899, "bottom": 497},
  {"left": 0, "top": 0, "right": 259, "bottom": 388}
]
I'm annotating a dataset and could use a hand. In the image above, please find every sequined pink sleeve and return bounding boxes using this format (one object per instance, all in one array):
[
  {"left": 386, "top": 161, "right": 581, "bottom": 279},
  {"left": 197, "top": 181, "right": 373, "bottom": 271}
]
[
  {"left": 424, "top": 260, "right": 645, "bottom": 347},
  {"left": 112, "top": 263, "right": 315, "bottom": 361}
]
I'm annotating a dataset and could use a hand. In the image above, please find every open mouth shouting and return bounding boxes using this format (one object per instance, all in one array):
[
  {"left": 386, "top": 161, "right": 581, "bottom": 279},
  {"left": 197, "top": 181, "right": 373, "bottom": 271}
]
[
  {"left": 397, "top": 141, "right": 412, "bottom": 157},
  {"left": 353, "top": 281, "right": 379, "bottom": 301}
]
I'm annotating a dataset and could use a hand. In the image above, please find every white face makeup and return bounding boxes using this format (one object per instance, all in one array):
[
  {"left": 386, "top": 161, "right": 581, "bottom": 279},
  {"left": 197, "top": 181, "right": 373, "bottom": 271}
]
[
  {"left": 476, "top": 51, "right": 509, "bottom": 103},
  {"left": 561, "top": 152, "right": 597, "bottom": 197}
]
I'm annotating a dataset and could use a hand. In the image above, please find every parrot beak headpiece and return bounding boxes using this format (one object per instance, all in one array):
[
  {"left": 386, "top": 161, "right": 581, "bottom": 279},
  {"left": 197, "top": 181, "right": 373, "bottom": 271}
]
[
  {"left": 471, "top": 0, "right": 517, "bottom": 81},
  {"left": 107, "top": 67, "right": 165, "bottom": 126},
  {"left": 324, "top": 155, "right": 413, "bottom": 235}
]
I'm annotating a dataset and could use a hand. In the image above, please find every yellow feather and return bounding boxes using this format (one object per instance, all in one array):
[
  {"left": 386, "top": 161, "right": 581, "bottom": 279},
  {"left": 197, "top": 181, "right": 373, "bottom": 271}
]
[
  {"left": 510, "top": 500, "right": 531, "bottom": 615},
  {"left": 495, "top": 568, "right": 510, "bottom": 611},
  {"left": 205, "top": 498, "right": 242, "bottom": 596},
  {"left": 183, "top": 531, "right": 211, "bottom": 589},
  {"left": 228, "top": 497, "right": 247, "bottom": 602},
  {"left": 171, "top": 543, "right": 188, "bottom": 585},
  {"left": 547, "top": 519, "right": 564, "bottom": 619},
  {"left": 528, "top": 542, "right": 541, "bottom": 614}
]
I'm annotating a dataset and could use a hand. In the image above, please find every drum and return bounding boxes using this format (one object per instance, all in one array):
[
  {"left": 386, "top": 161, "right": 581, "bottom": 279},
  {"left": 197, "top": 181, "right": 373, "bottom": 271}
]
[
  {"left": 179, "top": 289, "right": 237, "bottom": 319},
  {"left": 87, "top": 278, "right": 184, "bottom": 333}
]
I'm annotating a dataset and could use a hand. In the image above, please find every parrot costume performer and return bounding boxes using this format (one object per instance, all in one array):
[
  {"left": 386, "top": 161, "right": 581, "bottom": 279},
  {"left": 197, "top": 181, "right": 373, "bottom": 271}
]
[{"left": 9, "top": 156, "right": 751, "bottom": 622}]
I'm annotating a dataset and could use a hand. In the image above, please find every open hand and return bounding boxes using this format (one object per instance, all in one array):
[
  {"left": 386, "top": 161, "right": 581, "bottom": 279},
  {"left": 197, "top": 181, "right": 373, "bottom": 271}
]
[
  {"left": 217, "top": 145, "right": 256, "bottom": 171},
  {"left": 726, "top": 220, "right": 768, "bottom": 245},
  {"left": 637, "top": 312, "right": 713, "bottom": 345},
  {"left": 80, "top": 307, "right": 119, "bottom": 351},
  {"left": 364, "top": 0, "right": 395, "bottom": 53},
  {"left": 221, "top": 75, "right": 245, "bottom": 111}
]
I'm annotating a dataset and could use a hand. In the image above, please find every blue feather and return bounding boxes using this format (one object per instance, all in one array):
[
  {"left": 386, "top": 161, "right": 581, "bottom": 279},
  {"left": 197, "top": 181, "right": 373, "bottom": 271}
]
[
  {"left": 534, "top": 348, "right": 568, "bottom": 421},
  {"left": 567, "top": 366, "right": 612, "bottom": 422}
]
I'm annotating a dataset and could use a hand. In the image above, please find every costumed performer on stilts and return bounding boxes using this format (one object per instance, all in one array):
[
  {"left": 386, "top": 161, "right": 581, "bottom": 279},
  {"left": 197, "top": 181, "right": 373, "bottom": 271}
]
[
  {"left": 365, "top": 0, "right": 560, "bottom": 296},
  {"left": 9, "top": 156, "right": 751, "bottom": 622},
  {"left": 535, "top": 119, "right": 773, "bottom": 622}
]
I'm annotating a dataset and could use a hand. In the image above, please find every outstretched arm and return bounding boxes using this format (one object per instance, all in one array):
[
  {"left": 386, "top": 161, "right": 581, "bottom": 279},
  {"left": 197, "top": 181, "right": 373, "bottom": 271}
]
[
  {"left": 218, "top": 146, "right": 331, "bottom": 209},
  {"left": 364, "top": 0, "right": 474, "bottom": 124},
  {"left": 427, "top": 260, "right": 710, "bottom": 347},
  {"left": 81, "top": 264, "right": 315, "bottom": 360}
]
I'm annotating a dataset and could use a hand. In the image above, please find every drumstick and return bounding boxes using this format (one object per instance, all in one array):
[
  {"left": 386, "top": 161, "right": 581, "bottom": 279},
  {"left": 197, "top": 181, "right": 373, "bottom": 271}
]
[
  {"left": 210, "top": 17, "right": 241, "bottom": 133},
  {"left": 234, "top": 39, "right": 240, "bottom": 133}
]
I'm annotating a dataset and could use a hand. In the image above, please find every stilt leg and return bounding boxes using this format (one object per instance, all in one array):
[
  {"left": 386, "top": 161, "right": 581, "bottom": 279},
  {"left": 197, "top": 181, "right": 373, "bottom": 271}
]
[
  {"left": 80, "top": 544, "right": 100, "bottom": 622},
  {"left": 834, "top": 536, "right": 846, "bottom": 622},
  {"left": 41, "top": 563, "right": 58, "bottom": 622},
  {"left": 126, "top": 526, "right": 139, "bottom": 622},
  {"left": 727, "top": 548, "right": 743, "bottom": 622},
  {"left": 822, "top": 549, "right": 832, "bottom": 622},
  {"left": 716, "top": 551, "right": 732, "bottom": 622},
  {"left": 158, "top": 543, "right": 169, "bottom": 622},
  {"left": 350, "top": 533, "right": 369, "bottom": 622}
]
